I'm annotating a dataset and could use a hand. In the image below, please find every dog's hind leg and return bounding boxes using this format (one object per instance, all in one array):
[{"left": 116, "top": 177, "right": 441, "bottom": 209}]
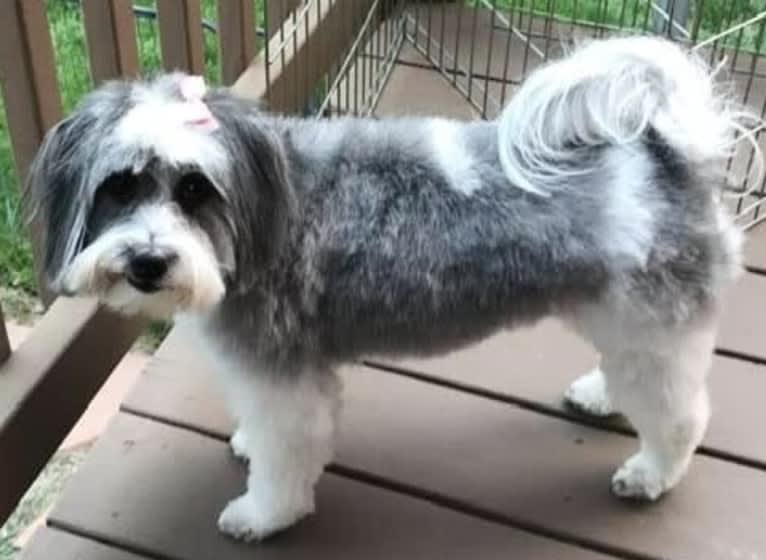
[
  {"left": 214, "top": 363, "right": 342, "bottom": 541},
  {"left": 564, "top": 366, "right": 617, "bottom": 417},
  {"left": 571, "top": 312, "right": 716, "bottom": 500}
]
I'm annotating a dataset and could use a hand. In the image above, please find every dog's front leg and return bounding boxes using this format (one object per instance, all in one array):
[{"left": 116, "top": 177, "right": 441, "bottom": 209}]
[{"left": 215, "top": 364, "right": 341, "bottom": 542}]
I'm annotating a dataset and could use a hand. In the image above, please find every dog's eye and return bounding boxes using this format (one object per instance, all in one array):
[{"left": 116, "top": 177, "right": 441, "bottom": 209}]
[
  {"left": 101, "top": 171, "right": 138, "bottom": 204},
  {"left": 176, "top": 172, "right": 213, "bottom": 212}
]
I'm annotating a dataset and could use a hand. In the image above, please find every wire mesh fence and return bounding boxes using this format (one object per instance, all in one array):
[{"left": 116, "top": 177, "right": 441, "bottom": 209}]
[{"left": 396, "top": 0, "right": 766, "bottom": 228}]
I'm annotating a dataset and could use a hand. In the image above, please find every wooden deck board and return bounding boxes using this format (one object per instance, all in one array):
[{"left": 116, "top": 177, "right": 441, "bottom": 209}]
[
  {"left": 44, "top": 413, "right": 614, "bottom": 560},
  {"left": 375, "top": 55, "right": 478, "bottom": 119},
  {"left": 746, "top": 226, "right": 766, "bottom": 272},
  {"left": 718, "top": 272, "right": 766, "bottom": 361},
  {"left": 122, "top": 327, "right": 766, "bottom": 560},
  {"left": 22, "top": 527, "right": 150, "bottom": 560}
]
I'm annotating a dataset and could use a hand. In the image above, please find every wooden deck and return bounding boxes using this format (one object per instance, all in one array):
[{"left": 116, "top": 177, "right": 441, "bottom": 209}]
[{"left": 21, "top": 44, "right": 766, "bottom": 560}]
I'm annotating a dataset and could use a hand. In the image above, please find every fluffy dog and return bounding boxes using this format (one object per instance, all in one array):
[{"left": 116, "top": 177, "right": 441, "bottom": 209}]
[{"left": 27, "top": 36, "right": 757, "bottom": 541}]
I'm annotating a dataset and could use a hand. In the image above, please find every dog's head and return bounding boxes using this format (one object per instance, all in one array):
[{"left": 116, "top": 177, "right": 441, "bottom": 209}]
[{"left": 26, "top": 73, "right": 293, "bottom": 318}]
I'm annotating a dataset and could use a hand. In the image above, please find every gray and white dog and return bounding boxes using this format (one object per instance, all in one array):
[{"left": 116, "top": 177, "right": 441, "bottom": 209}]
[{"left": 27, "top": 36, "right": 759, "bottom": 541}]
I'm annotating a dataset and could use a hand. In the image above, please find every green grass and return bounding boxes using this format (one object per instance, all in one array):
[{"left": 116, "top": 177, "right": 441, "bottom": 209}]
[{"left": 484, "top": 0, "right": 766, "bottom": 51}]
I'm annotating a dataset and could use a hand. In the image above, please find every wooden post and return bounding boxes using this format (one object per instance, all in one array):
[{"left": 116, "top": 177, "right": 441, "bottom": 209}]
[
  {"left": 265, "top": 0, "right": 302, "bottom": 38},
  {"left": 0, "top": 0, "right": 62, "bottom": 305},
  {"left": 0, "top": 305, "right": 9, "bottom": 366},
  {"left": 235, "top": 0, "right": 377, "bottom": 114},
  {"left": 82, "top": 0, "right": 140, "bottom": 82},
  {"left": 0, "top": 299, "right": 143, "bottom": 524},
  {"left": 217, "top": 0, "right": 257, "bottom": 85},
  {"left": 157, "top": 0, "right": 205, "bottom": 74}
]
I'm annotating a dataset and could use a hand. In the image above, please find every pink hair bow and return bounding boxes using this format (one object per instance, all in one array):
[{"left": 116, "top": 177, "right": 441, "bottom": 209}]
[{"left": 177, "top": 76, "right": 219, "bottom": 132}]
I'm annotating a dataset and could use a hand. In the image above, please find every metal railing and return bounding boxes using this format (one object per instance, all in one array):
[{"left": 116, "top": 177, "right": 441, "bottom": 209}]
[{"left": 403, "top": 0, "right": 766, "bottom": 229}]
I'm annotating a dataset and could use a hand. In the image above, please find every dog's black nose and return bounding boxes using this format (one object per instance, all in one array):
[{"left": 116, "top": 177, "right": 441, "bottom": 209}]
[{"left": 127, "top": 252, "right": 176, "bottom": 292}]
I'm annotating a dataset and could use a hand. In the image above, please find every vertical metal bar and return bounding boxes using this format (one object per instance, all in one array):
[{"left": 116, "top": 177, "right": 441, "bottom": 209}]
[
  {"left": 482, "top": 0, "right": 498, "bottom": 118},
  {"left": 291, "top": 6, "right": 298, "bottom": 113},
  {"left": 617, "top": 0, "right": 630, "bottom": 32},
  {"left": 466, "top": 2, "right": 480, "bottom": 101},
  {"left": 542, "top": 0, "right": 555, "bottom": 59},
  {"left": 413, "top": 0, "right": 421, "bottom": 49},
  {"left": 689, "top": 0, "right": 706, "bottom": 43},
  {"left": 264, "top": 0, "right": 272, "bottom": 100},
  {"left": 499, "top": 0, "right": 515, "bottom": 106},
  {"left": 520, "top": 0, "right": 536, "bottom": 80},
  {"left": 426, "top": 0, "right": 434, "bottom": 58},
  {"left": 452, "top": 2, "right": 464, "bottom": 87},
  {"left": 439, "top": 0, "right": 447, "bottom": 71}
]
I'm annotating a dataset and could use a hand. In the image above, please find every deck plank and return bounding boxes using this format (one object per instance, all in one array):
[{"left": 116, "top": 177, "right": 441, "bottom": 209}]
[
  {"left": 366, "top": 320, "right": 766, "bottom": 466},
  {"left": 718, "top": 272, "right": 766, "bottom": 361},
  {"left": 22, "top": 527, "right": 149, "bottom": 560},
  {"left": 48, "top": 413, "right": 614, "bottom": 560},
  {"left": 745, "top": 226, "right": 766, "bottom": 272},
  {"left": 123, "top": 328, "right": 766, "bottom": 560},
  {"left": 375, "top": 56, "right": 478, "bottom": 119}
]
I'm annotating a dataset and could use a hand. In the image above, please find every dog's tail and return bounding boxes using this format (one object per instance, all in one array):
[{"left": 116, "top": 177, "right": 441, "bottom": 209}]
[{"left": 496, "top": 36, "right": 762, "bottom": 196}]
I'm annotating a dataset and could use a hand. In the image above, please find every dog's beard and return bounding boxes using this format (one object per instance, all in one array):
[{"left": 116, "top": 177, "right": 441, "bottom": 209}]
[{"left": 58, "top": 206, "right": 226, "bottom": 319}]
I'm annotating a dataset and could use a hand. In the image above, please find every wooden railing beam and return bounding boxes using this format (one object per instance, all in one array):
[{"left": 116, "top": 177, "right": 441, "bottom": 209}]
[
  {"left": 0, "top": 0, "right": 62, "bottom": 305},
  {"left": 217, "top": 0, "right": 257, "bottom": 85},
  {"left": 82, "top": 0, "right": 140, "bottom": 82},
  {"left": 235, "top": 0, "right": 376, "bottom": 113},
  {"left": 0, "top": 299, "right": 143, "bottom": 524},
  {"left": 157, "top": 0, "right": 205, "bottom": 74}
]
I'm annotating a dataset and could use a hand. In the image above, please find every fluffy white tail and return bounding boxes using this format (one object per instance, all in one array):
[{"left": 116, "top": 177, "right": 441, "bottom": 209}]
[{"left": 497, "top": 36, "right": 762, "bottom": 196}]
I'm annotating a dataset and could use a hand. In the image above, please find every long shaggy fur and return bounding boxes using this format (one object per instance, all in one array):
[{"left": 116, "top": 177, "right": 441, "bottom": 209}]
[
  {"left": 497, "top": 36, "right": 761, "bottom": 196},
  {"left": 25, "top": 36, "right": 759, "bottom": 541}
]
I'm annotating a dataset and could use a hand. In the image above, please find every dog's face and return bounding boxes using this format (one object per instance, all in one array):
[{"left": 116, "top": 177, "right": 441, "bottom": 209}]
[{"left": 26, "top": 74, "right": 293, "bottom": 318}]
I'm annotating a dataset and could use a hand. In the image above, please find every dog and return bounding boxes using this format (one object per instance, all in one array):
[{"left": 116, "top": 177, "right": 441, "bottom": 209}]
[{"left": 26, "top": 36, "right": 759, "bottom": 541}]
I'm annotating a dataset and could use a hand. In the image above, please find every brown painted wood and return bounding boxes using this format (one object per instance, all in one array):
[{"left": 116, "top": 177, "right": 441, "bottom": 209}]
[
  {"left": 365, "top": 319, "right": 766, "bottom": 466},
  {"left": 0, "top": 0, "right": 61, "bottom": 303},
  {"left": 82, "top": 0, "right": 140, "bottom": 82},
  {"left": 217, "top": 0, "right": 257, "bottom": 85},
  {"left": 50, "top": 413, "right": 614, "bottom": 560},
  {"left": 0, "top": 305, "right": 10, "bottom": 365},
  {"left": 22, "top": 527, "right": 149, "bottom": 560},
  {"left": 0, "top": 298, "right": 143, "bottom": 525},
  {"left": 156, "top": 0, "right": 205, "bottom": 74},
  {"left": 375, "top": 59, "right": 478, "bottom": 119},
  {"left": 234, "top": 0, "right": 376, "bottom": 113},
  {"left": 0, "top": 0, "right": 62, "bottom": 177},
  {"left": 718, "top": 272, "right": 766, "bottom": 361},
  {"left": 265, "top": 0, "right": 302, "bottom": 38},
  {"left": 123, "top": 327, "right": 766, "bottom": 560},
  {"left": 745, "top": 225, "right": 766, "bottom": 271}
]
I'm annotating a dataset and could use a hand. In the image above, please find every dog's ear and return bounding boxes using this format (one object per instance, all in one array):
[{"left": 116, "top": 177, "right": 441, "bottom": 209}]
[
  {"left": 24, "top": 110, "right": 98, "bottom": 290},
  {"left": 207, "top": 93, "right": 297, "bottom": 291}
]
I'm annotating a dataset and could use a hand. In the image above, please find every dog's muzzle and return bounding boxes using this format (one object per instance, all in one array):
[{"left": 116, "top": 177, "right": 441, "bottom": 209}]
[{"left": 126, "top": 249, "right": 178, "bottom": 293}]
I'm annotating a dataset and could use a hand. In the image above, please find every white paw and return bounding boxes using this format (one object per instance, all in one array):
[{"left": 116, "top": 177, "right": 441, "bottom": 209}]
[
  {"left": 611, "top": 453, "right": 667, "bottom": 501},
  {"left": 564, "top": 368, "right": 616, "bottom": 417},
  {"left": 229, "top": 429, "right": 249, "bottom": 462},
  {"left": 217, "top": 493, "right": 314, "bottom": 542}
]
